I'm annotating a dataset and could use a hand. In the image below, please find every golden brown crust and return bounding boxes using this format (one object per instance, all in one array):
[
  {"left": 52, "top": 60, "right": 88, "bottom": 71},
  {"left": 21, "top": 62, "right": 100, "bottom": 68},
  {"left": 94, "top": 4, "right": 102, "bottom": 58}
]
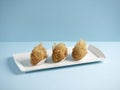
[
  {"left": 31, "top": 43, "right": 47, "bottom": 65},
  {"left": 72, "top": 40, "right": 87, "bottom": 60},
  {"left": 52, "top": 43, "right": 68, "bottom": 63}
]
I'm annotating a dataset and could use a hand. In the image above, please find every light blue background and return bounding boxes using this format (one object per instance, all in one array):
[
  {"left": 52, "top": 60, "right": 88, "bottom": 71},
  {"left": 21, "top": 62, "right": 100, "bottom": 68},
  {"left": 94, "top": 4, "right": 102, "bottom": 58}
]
[
  {"left": 0, "top": 0, "right": 120, "bottom": 41},
  {"left": 0, "top": 42, "right": 120, "bottom": 90}
]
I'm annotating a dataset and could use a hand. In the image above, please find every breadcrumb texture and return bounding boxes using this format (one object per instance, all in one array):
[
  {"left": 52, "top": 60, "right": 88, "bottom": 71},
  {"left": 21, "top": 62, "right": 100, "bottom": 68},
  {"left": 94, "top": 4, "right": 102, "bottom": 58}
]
[
  {"left": 31, "top": 44, "right": 47, "bottom": 65},
  {"left": 52, "top": 43, "right": 68, "bottom": 63},
  {"left": 72, "top": 40, "right": 87, "bottom": 60}
]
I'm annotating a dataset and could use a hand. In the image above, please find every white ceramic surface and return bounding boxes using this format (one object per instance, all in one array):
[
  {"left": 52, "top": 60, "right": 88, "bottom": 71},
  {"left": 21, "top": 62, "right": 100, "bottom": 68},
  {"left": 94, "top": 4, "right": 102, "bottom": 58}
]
[{"left": 13, "top": 45, "right": 105, "bottom": 72}]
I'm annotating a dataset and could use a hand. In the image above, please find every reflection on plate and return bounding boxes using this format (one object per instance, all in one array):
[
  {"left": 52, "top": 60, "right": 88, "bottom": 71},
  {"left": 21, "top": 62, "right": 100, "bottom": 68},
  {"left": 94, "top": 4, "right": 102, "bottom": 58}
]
[{"left": 13, "top": 45, "right": 105, "bottom": 72}]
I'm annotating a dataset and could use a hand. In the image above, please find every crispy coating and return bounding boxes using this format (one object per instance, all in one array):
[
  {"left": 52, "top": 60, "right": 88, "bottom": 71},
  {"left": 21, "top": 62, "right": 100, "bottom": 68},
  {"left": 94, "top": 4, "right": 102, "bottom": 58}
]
[
  {"left": 31, "top": 43, "right": 47, "bottom": 65},
  {"left": 52, "top": 43, "right": 68, "bottom": 63},
  {"left": 72, "top": 40, "right": 87, "bottom": 60}
]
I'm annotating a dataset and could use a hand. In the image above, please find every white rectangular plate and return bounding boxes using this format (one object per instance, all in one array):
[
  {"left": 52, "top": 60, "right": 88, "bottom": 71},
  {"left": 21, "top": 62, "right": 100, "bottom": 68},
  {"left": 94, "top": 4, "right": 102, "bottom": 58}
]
[{"left": 13, "top": 45, "right": 105, "bottom": 72}]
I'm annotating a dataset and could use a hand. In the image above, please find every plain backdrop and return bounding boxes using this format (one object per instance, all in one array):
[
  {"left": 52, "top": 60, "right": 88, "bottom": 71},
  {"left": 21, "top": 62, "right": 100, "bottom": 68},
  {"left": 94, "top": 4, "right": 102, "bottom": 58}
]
[{"left": 0, "top": 0, "right": 120, "bottom": 42}]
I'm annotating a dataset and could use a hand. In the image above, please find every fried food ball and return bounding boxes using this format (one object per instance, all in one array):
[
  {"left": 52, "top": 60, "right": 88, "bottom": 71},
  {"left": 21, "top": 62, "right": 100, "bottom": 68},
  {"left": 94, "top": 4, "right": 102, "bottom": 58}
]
[
  {"left": 52, "top": 43, "right": 68, "bottom": 63},
  {"left": 72, "top": 40, "right": 87, "bottom": 60},
  {"left": 31, "top": 43, "right": 47, "bottom": 65}
]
